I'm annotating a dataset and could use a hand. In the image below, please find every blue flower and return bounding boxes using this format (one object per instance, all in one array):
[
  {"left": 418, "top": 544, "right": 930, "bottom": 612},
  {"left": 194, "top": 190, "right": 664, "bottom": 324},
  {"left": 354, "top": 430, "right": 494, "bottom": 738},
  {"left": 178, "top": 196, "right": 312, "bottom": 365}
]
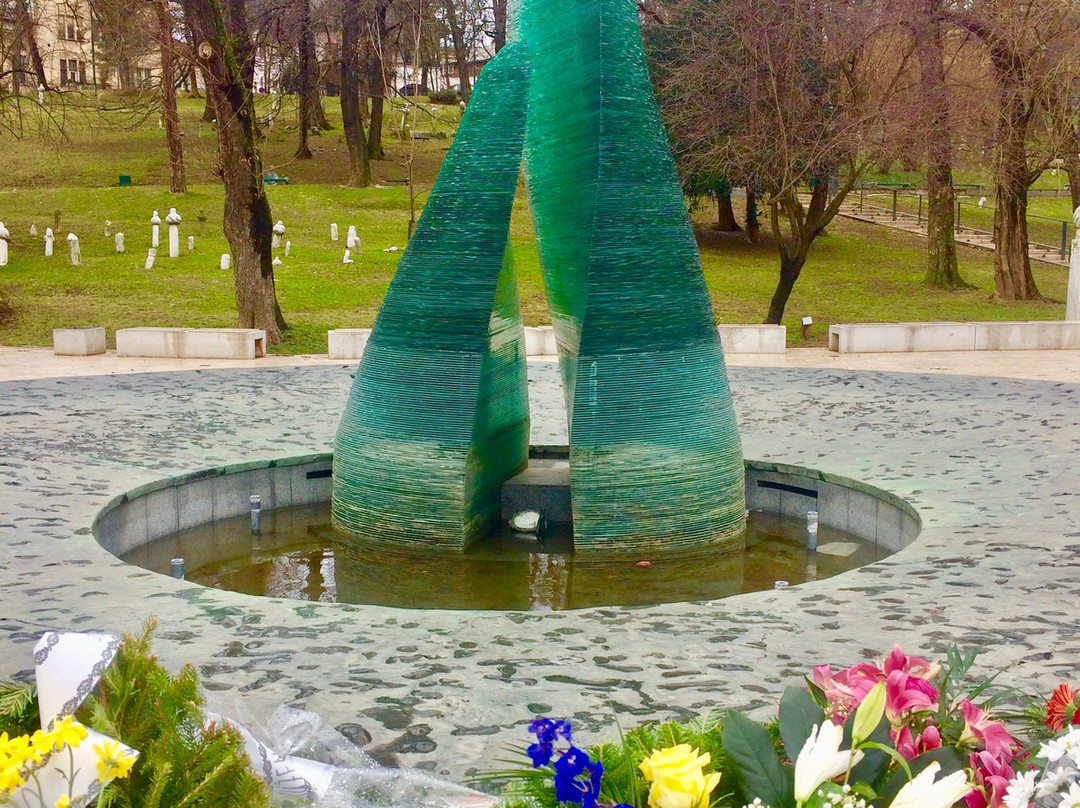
[
  {"left": 553, "top": 746, "right": 605, "bottom": 808},
  {"left": 527, "top": 718, "right": 573, "bottom": 768}
]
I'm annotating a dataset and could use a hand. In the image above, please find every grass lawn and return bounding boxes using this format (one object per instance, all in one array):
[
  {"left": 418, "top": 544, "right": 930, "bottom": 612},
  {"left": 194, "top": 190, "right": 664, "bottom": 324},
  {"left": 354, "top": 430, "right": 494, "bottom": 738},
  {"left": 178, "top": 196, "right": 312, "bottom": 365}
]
[{"left": 0, "top": 92, "right": 1070, "bottom": 352}]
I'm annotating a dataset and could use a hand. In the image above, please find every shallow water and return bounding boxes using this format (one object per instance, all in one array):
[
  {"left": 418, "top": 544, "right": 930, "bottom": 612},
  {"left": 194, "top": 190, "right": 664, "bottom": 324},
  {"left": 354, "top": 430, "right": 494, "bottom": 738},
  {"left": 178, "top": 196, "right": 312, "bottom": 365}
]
[{"left": 123, "top": 502, "right": 890, "bottom": 611}]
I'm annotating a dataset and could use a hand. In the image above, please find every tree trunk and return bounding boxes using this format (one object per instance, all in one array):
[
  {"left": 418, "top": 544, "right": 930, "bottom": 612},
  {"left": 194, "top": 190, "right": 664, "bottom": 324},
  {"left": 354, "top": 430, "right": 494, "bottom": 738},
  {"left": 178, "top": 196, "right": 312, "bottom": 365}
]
[
  {"left": 157, "top": 0, "right": 186, "bottom": 194},
  {"left": 493, "top": 0, "right": 507, "bottom": 53},
  {"left": 366, "top": 0, "right": 389, "bottom": 160},
  {"left": 341, "top": 0, "right": 371, "bottom": 186},
  {"left": 765, "top": 252, "right": 805, "bottom": 325},
  {"left": 17, "top": 0, "right": 49, "bottom": 91},
  {"left": 993, "top": 166, "right": 1039, "bottom": 299},
  {"left": 441, "top": 0, "right": 471, "bottom": 102},
  {"left": 744, "top": 187, "right": 759, "bottom": 244},
  {"left": 1065, "top": 148, "right": 1080, "bottom": 213},
  {"left": 715, "top": 181, "right": 741, "bottom": 231},
  {"left": 181, "top": 0, "right": 284, "bottom": 344},
  {"left": 919, "top": 0, "right": 966, "bottom": 289},
  {"left": 201, "top": 69, "right": 216, "bottom": 121},
  {"left": 991, "top": 63, "right": 1039, "bottom": 300},
  {"left": 295, "top": 0, "right": 314, "bottom": 159}
]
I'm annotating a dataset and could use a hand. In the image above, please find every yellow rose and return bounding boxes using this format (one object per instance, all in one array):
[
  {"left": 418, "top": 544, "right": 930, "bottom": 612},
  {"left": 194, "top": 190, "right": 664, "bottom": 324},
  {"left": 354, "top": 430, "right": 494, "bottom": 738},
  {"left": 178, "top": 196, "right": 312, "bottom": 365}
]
[{"left": 639, "top": 744, "right": 721, "bottom": 808}]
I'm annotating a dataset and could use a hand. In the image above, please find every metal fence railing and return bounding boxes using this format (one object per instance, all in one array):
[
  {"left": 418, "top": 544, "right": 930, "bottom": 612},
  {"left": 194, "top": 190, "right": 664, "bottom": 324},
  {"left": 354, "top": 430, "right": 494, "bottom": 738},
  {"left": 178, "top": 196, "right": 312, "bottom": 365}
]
[{"left": 853, "top": 185, "right": 1074, "bottom": 259}]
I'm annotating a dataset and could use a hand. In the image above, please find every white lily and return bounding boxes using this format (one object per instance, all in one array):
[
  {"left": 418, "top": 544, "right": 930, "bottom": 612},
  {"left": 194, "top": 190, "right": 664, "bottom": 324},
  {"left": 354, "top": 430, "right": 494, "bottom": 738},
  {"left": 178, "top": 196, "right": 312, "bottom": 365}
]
[
  {"left": 889, "top": 762, "right": 970, "bottom": 808},
  {"left": 794, "top": 721, "right": 864, "bottom": 804}
]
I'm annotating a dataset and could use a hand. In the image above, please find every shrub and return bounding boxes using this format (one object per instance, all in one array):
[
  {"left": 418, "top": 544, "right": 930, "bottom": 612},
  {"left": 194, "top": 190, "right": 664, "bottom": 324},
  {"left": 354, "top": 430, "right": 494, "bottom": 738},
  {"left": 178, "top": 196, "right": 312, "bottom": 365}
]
[{"left": 429, "top": 88, "right": 461, "bottom": 104}]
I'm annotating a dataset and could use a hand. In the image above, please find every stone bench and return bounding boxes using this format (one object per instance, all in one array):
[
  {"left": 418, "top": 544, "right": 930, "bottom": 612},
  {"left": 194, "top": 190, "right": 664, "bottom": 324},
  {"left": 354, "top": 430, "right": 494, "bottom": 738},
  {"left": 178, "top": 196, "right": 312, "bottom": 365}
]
[
  {"left": 116, "top": 328, "right": 266, "bottom": 360},
  {"left": 829, "top": 321, "right": 1080, "bottom": 353},
  {"left": 717, "top": 324, "right": 787, "bottom": 354},
  {"left": 53, "top": 326, "right": 106, "bottom": 356},
  {"left": 328, "top": 329, "right": 372, "bottom": 360},
  {"left": 327, "top": 324, "right": 785, "bottom": 360}
]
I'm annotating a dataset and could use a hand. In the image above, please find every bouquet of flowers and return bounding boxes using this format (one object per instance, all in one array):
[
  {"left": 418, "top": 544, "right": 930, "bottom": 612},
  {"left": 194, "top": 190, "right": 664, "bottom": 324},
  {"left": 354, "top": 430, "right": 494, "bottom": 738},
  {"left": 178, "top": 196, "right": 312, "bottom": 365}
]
[{"left": 496, "top": 646, "right": 1048, "bottom": 808}]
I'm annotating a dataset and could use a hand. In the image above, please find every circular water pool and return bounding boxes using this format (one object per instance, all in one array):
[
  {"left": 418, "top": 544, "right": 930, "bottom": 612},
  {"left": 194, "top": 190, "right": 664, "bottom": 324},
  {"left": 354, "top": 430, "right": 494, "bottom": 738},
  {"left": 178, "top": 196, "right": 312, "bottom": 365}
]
[
  {"left": 96, "top": 453, "right": 920, "bottom": 611},
  {"left": 119, "top": 501, "right": 888, "bottom": 610}
]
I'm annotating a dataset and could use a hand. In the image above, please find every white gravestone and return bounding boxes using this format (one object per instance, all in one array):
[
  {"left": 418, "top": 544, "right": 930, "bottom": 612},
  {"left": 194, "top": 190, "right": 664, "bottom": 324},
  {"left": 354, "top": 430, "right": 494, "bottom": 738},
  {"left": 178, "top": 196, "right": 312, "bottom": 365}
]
[
  {"left": 343, "top": 249, "right": 354, "bottom": 264},
  {"left": 115, "top": 232, "right": 125, "bottom": 253},
  {"left": 272, "top": 256, "right": 282, "bottom": 266},
  {"left": 330, "top": 223, "right": 338, "bottom": 241},
  {"left": 145, "top": 248, "right": 156, "bottom": 270},
  {"left": 1067, "top": 206, "right": 1080, "bottom": 321},
  {"left": 30, "top": 224, "right": 37, "bottom": 238},
  {"left": 150, "top": 210, "right": 161, "bottom": 248},
  {"left": 165, "top": 208, "right": 181, "bottom": 258},
  {"left": 104, "top": 220, "right": 111, "bottom": 237},
  {"left": 346, "top": 226, "right": 359, "bottom": 249},
  {"left": 67, "top": 233, "right": 81, "bottom": 266},
  {"left": 44, "top": 228, "right": 54, "bottom": 256},
  {"left": 0, "top": 222, "right": 9, "bottom": 266},
  {"left": 188, "top": 235, "right": 195, "bottom": 251},
  {"left": 37, "top": 84, "right": 43, "bottom": 104},
  {"left": 272, "top": 220, "right": 285, "bottom": 249},
  {"left": 220, "top": 253, "right": 230, "bottom": 270},
  {"left": 285, "top": 240, "right": 291, "bottom": 257}
]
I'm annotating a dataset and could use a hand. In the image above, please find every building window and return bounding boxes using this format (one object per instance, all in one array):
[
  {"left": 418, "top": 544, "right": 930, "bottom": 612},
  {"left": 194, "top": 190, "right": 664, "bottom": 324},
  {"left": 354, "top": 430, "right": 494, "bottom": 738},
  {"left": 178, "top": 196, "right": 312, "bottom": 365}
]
[
  {"left": 58, "top": 15, "right": 80, "bottom": 41},
  {"left": 59, "top": 58, "right": 81, "bottom": 85}
]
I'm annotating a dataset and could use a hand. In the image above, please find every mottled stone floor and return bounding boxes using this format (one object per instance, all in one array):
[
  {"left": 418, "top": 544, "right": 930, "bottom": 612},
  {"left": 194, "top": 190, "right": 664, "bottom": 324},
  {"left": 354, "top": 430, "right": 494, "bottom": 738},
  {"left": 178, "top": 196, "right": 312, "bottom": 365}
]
[{"left": 1, "top": 361, "right": 1078, "bottom": 782}]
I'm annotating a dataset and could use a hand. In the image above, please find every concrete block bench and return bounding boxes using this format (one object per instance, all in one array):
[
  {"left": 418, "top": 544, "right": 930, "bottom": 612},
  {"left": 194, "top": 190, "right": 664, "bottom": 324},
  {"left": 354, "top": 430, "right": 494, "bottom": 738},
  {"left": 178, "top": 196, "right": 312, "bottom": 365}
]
[
  {"left": 829, "top": 321, "right": 1080, "bottom": 353},
  {"left": 328, "top": 329, "right": 372, "bottom": 360},
  {"left": 973, "top": 321, "right": 1080, "bottom": 350},
  {"left": 325, "top": 324, "right": 787, "bottom": 360},
  {"left": 116, "top": 328, "right": 266, "bottom": 360},
  {"left": 717, "top": 324, "right": 787, "bottom": 354},
  {"left": 53, "top": 327, "right": 106, "bottom": 356}
]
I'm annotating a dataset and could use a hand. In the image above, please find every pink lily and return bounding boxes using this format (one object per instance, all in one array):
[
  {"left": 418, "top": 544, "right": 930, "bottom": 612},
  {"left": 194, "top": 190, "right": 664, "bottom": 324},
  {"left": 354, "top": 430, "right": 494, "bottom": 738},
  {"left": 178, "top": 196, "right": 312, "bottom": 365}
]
[
  {"left": 964, "top": 750, "right": 1016, "bottom": 808},
  {"left": 884, "top": 670, "right": 939, "bottom": 725},
  {"left": 851, "top": 645, "right": 941, "bottom": 683},
  {"left": 893, "top": 725, "right": 942, "bottom": 761},
  {"left": 812, "top": 665, "right": 877, "bottom": 722},
  {"left": 958, "top": 700, "right": 1019, "bottom": 761}
]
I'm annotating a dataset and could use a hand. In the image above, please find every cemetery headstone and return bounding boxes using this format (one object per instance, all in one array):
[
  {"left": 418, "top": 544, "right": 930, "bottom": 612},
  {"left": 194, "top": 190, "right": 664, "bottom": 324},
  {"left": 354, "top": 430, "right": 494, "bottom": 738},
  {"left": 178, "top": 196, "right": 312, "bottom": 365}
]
[
  {"left": 150, "top": 211, "right": 161, "bottom": 248},
  {"left": 165, "top": 208, "right": 182, "bottom": 258},
  {"left": 220, "top": 253, "right": 230, "bottom": 270},
  {"left": 272, "top": 220, "right": 285, "bottom": 249},
  {"left": 115, "top": 233, "right": 125, "bottom": 253},
  {"left": 330, "top": 223, "right": 339, "bottom": 241},
  {"left": 145, "top": 248, "right": 156, "bottom": 270},
  {"left": 44, "top": 228, "right": 54, "bottom": 256},
  {"left": 0, "top": 222, "right": 9, "bottom": 266},
  {"left": 347, "top": 226, "right": 359, "bottom": 249},
  {"left": 67, "top": 233, "right": 81, "bottom": 266}
]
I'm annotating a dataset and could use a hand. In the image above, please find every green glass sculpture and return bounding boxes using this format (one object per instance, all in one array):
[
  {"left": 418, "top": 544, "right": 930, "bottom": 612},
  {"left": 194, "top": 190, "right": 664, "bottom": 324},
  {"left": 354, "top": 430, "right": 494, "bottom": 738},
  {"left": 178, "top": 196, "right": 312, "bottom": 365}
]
[
  {"left": 332, "top": 42, "right": 531, "bottom": 550},
  {"left": 333, "top": 0, "right": 745, "bottom": 554}
]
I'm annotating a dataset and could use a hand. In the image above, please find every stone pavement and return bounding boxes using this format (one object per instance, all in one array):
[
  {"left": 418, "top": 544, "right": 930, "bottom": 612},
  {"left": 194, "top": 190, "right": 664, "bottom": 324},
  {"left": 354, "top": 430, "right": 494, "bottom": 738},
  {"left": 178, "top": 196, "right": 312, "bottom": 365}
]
[{"left": 1, "top": 346, "right": 1079, "bottom": 783}]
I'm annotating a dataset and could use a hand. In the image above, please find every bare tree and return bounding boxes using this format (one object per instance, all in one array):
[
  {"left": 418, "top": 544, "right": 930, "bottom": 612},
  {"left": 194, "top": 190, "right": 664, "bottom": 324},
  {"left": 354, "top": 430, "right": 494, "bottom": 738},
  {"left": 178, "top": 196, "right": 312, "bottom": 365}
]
[
  {"left": 156, "top": 0, "right": 185, "bottom": 193},
  {"left": 341, "top": 0, "right": 372, "bottom": 185},
  {"left": 914, "top": 0, "right": 968, "bottom": 289},
  {"left": 653, "top": 0, "right": 916, "bottom": 323},
  {"left": 181, "top": 0, "right": 285, "bottom": 343},
  {"left": 946, "top": 0, "right": 1076, "bottom": 300}
]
